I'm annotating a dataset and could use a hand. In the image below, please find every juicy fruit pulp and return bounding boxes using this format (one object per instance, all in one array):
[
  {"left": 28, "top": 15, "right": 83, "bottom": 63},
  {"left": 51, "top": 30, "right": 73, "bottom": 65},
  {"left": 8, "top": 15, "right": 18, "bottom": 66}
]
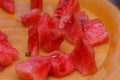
[
  {"left": 0, "top": 0, "right": 15, "bottom": 14},
  {"left": 71, "top": 38, "right": 97, "bottom": 75},
  {"left": 28, "top": 26, "right": 39, "bottom": 56},
  {"left": 59, "top": 14, "right": 83, "bottom": 45},
  {"left": 21, "top": 9, "right": 41, "bottom": 27},
  {"left": 37, "top": 13, "right": 64, "bottom": 52},
  {"left": 55, "top": 0, "right": 80, "bottom": 17},
  {"left": 82, "top": 19, "right": 109, "bottom": 46},
  {"left": 13, "top": 0, "right": 109, "bottom": 80},
  {"left": 14, "top": 50, "right": 75, "bottom": 79},
  {"left": 0, "top": 31, "right": 18, "bottom": 71},
  {"left": 31, "top": 0, "right": 43, "bottom": 11},
  {"left": 0, "top": 31, "right": 8, "bottom": 42},
  {"left": 14, "top": 56, "right": 50, "bottom": 80},
  {"left": 0, "top": 41, "right": 18, "bottom": 71},
  {"left": 48, "top": 51, "right": 75, "bottom": 77}
]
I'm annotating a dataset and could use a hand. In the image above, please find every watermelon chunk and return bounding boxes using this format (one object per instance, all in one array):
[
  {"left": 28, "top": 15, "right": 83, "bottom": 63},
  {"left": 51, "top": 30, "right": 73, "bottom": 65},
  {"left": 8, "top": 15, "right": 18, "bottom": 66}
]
[
  {"left": 48, "top": 51, "right": 75, "bottom": 77},
  {"left": 82, "top": 19, "right": 109, "bottom": 46},
  {"left": 21, "top": 9, "right": 41, "bottom": 27},
  {"left": 74, "top": 11, "right": 88, "bottom": 22},
  {"left": 54, "top": 0, "right": 80, "bottom": 17},
  {"left": 0, "top": 52, "right": 13, "bottom": 71},
  {"left": 0, "top": 0, "right": 15, "bottom": 14},
  {"left": 28, "top": 26, "right": 39, "bottom": 56},
  {"left": 0, "top": 41, "right": 19, "bottom": 71},
  {"left": 14, "top": 56, "right": 50, "bottom": 80},
  {"left": 71, "top": 38, "right": 97, "bottom": 75},
  {"left": 31, "top": 0, "right": 43, "bottom": 11},
  {"left": 59, "top": 14, "right": 83, "bottom": 45},
  {"left": 0, "top": 31, "right": 8, "bottom": 42},
  {"left": 37, "top": 13, "right": 64, "bottom": 52},
  {"left": 0, "top": 31, "right": 18, "bottom": 71}
]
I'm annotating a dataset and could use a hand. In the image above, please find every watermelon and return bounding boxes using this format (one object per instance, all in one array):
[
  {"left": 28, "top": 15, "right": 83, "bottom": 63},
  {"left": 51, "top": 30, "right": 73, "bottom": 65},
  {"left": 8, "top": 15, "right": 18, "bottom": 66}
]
[
  {"left": 37, "top": 13, "right": 64, "bottom": 52},
  {"left": 71, "top": 38, "right": 97, "bottom": 75},
  {"left": 28, "top": 26, "right": 39, "bottom": 56},
  {"left": 0, "top": 41, "right": 19, "bottom": 71},
  {"left": 48, "top": 51, "right": 75, "bottom": 77},
  {"left": 21, "top": 9, "right": 41, "bottom": 27},
  {"left": 14, "top": 56, "right": 50, "bottom": 80},
  {"left": 59, "top": 14, "right": 83, "bottom": 45},
  {"left": 54, "top": 0, "right": 80, "bottom": 17},
  {"left": 82, "top": 19, "right": 109, "bottom": 46},
  {"left": 31, "top": 0, "right": 43, "bottom": 11},
  {"left": 0, "top": 31, "right": 8, "bottom": 42},
  {"left": 0, "top": 0, "right": 15, "bottom": 14}
]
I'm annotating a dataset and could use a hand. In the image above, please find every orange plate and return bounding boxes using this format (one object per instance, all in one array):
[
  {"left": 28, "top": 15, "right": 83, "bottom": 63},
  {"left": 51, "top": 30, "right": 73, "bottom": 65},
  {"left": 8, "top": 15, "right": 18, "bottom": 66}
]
[{"left": 0, "top": 0, "right": 120, "bottom": 80}]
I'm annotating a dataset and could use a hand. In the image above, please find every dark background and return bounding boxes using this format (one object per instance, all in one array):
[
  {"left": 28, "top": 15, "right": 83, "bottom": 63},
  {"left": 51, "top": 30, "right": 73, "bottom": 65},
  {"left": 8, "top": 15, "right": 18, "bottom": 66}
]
[{"left": 110, "top": 0, "right": 120, "bottom": 9}]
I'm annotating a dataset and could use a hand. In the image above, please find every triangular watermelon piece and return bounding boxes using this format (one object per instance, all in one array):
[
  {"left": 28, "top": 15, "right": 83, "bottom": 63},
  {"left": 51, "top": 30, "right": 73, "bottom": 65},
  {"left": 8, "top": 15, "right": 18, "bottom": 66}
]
[
  {"left": 31, "top": 0, "right": 43, "bottom": 11},
  {"left": 54, "top": 0, "right": 80, "bottom": 17},
  {"left": 0, "top": 0, "right": 15, "bottom": 14},
  {"left": 48, "top": 51, "right": 75, "bottom": 77},
  {"left": 0, "top": 41, "right": 19, "bottom": 71},
  {"left": 21, "top": 9, "right": 41, "bottom": 27},
  {"left": 28, "top": 26, "right": 39, "bottom": 56},
  {"left": 71, "top": 38, "right": 97, "bottom": 75},
  {"left": 0, "top": 31, "right": 8, "bottom": 42},
  {"left": 14, "top": 56, "right": 50, "bottom": 80}
]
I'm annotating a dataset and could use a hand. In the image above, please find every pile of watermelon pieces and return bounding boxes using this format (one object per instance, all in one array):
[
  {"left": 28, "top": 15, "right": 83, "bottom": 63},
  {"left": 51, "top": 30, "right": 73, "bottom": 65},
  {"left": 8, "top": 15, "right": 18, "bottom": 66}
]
[
  {"left": 0, "top": 0, "right": 109, "bottom": 80},
  {"left": 15, "top": 0, "right": 109, "bottom": 80}
]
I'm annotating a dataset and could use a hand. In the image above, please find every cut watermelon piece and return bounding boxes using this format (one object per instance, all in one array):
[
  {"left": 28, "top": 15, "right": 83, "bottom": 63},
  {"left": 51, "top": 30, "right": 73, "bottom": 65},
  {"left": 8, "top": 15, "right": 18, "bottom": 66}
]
[
  {"left": 71, "top": 38, "right": 97, "bottom": 75},
  {"left": 0, "top": 0, "right": 15, "bottom": 14},
  {"left": 0, "top": 52, "right": 13, "bottom": 71},
  {"left": 48, "top": 51, "right": 75, "bottom": 77},
  {"left": 54, "top": 0, "right": 80, "bottom": 17},
  {"left": 37, "top": 13, "right": 64, "bottom": 52},
  {"left": 28, "top": 26, "right": 39, "bottom": 56},
  {"left": 14, "top": 56, "right": 50, "bottom": 80},
  {"left": 0, "top": 31, "right": 18, "bottom": 71},
  {"left": 74, "top": 11, "right": 88, "bottom": 22},
  {"left": 0, "top": 31, "right": 8, "bottom": 42},
  {"left": 21, "top": 9, "right": 41, "bottom": 27},
  {"left": 59, "top": 14, "right": 83, "bottom": 45},
  {"left": 31, "top": 0, "right": 43, "bottom": 11},
  {"left": 0, "top": 41, "right": 19, "bottom": 71},
  {"left": 82, "top": 19, "right": 109, "bottom": 46}
]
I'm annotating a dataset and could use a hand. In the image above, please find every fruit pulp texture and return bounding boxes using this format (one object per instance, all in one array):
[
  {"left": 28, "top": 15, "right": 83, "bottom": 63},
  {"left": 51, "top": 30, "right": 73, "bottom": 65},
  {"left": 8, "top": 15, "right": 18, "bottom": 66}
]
[{"left": 0, "top": 0, "right": 109, "bottom": 80}]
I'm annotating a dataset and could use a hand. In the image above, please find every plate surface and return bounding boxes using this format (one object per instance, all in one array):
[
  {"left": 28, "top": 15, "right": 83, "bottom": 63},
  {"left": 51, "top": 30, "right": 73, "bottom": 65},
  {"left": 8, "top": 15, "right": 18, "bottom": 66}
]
[{"left": 0, "top": 0, "right": 120, "bottom": 80}]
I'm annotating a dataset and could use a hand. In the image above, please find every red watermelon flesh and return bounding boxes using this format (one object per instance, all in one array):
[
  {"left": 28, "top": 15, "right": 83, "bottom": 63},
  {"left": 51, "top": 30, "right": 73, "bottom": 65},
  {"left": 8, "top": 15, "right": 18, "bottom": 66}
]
[
  {"left": 21, "top": 9, "right": 41, "bottom": 27},
  {"left": 31, "top": 0, "right": 43, "bottom": 11},
  {"left": 37, "top": 13, "right": 64, "bottom": 52},
  {"left": 0, "top": 41, "right": 19, "bottom": 71},
  {"left": 14, "top": 56, "right": 50, "bottom": 80},
  {"left": 28, "top": 25, "right": 39, "bottom": 56},
  {"left": 54, "top": 0, "right": 80, "bottom": 17},
  {"left": 0, "top": 53, "right": 13, "bottom": 71},
  {"left": 82, "top": 19, "right": 109, "bottom": 46},
  {"left": 48, "top": 51, "right": 75, "bottom": 77},
  {"left": 0, "top": 0, "right": 15, "bottom": 14},
  {"left": 74, "top": 11, "right": 88, "bottom": 22},
  {"left": 0, "top": 31, "right": 8, "bottom": 42},
  {"left": 59, "top": 14, "right": 83, "bottom": 45},
  {"left": 71, "top": 38, "right": 97, "bottom": 75}
]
